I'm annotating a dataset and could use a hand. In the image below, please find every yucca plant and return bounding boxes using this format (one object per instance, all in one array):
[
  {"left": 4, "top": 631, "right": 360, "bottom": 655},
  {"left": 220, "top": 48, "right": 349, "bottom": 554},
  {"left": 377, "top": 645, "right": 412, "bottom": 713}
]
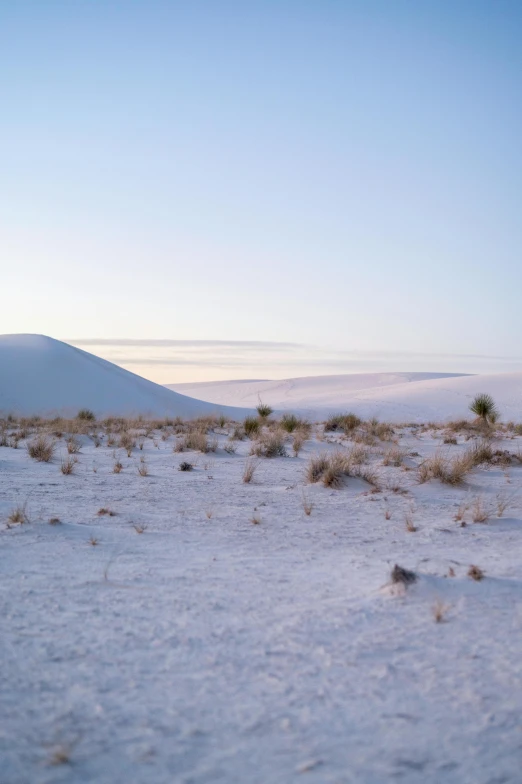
[
  {"left": 256, "top": 400, "right": 273, "bottom": 418},
  {"left": 469, "top": 393, "right": 499, "bottom": 424}
]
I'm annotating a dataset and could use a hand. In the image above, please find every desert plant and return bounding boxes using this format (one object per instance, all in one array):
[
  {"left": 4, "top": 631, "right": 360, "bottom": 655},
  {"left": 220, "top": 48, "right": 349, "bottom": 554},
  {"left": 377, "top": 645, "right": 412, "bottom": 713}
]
[
  {"left": 256, "top": 400, "right": 273, "bottom": 418},
  {"left": 469, "top": 393, "right": 499, "bottom": 424},
  {"left": 280, "top": 413, "right": 300, "bottom": 433},
  {"left": 27, "top": 435, "right": 55, "bottom": 462},
  {"left": 66, "top": 436, "right": 81, "bottom": 454},
  {"left": 242, "top": 457, "right": 260, "bottom": 483},
  {"left": 113, "top": 460, "right": 123, "bottom": 474},
  {"left": 60, "top": 457, "right": 75, "bottom": 474},
  {"left": 250, "top": 429, "right": 288, "bottom": 458},
  {"left": 8, "top": 503, "right": 28, "bottom": 524},
  {"left": 223, "top": 440, "right": 237, "bottom": 454},
  {"left": 306, "top": 453, "right": 331, "bottom": 483},
  {"left": 77, "top": 409, "right": 95, "bottom": 421},
  {"left": 97, "top": 507, "right": 116, "bottom": 516},
  {"left": 432, "top": 600, "right": 450, "bottom": 623},
  {"left": 133, "top": 524, "right": 147, "bottom": 534},
  {"left": 243, "top": 416, "right": 261, "bottom": 438},
  {"left": 138, "top": 460, "right": 149, "bottom": 476},
  {"left": 468, "top": 564, "right": 485, "bottom": 581},
  {"left": 178, "top": 461, "right": 193, "bottom": 471}
]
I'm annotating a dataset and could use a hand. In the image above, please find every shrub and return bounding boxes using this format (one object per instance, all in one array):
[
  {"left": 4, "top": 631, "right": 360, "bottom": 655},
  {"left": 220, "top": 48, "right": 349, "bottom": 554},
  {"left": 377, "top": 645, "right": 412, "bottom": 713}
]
[
  {"left": 256, "top": 401, "right": 273, "bottom": 418},
  {"left": 60, "top": 457, "right": 75, "bottom": 474},
  {"left": 242, "top": 457, "right": 259, "bottom": 483},
  {"left": 306, "top": 453, "right": 330, "bottom": 483},
  {"left": 178, "top": 461, "right": 193, "bottom": 471},
  {"left": 27, "top": 435, "right": 55, "bottom": 462},
  {"left": 469, "top": 393, "right": 499, "bottom": 424},
  {"left": 280, "top": 413, "right": 300, "bottom": 433},
  {"left": 243, "top": 416, "right": 260, "bottom": 438},
  {"left": 66, "top": 436, "right": 81, "bottom": 454},
  {"left": 77, "top": 409, "right": 95, "bottom": 421},
  {"left": 250, "top": 429, "right": 287, "bottom": 458}
]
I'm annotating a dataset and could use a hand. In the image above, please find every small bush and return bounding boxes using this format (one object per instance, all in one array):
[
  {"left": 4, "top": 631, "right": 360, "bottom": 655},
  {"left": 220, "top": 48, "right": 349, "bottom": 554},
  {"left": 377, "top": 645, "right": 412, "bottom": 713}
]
[
  {"left": 280, "top": 413, "right": 300, "bottom": 433},
  {"left": 66, "top": 436, "right": 81, "bottom": 454},
  {"left": 242, "top": 457, "right": 260, "bottom": 483},
  {"left": 256, "top": 401, "right": 273, "bottom": 418},
  {"left": 178, "top": 461, "right": 193, "bottom": 471},
  {"left": 250, "top": 429, "right": 287, "bottom": 458},
  {"left": 469, "top": 393, "right": 499, "bottom": 424},
  {"left": 391, "top": 564, "right": 417, "bottom": 586},
  {"left": 60, "top": 457, "right": 75, "bottom": 474},
  {"left": 244, "top": 416, "right": 260, "bottom": 438},
  {"left": 27, "top": 435, "right": 55, "bottom": 462},
  {"left": 325, "top": 413, "right": 360, "bottom": 433},
  {"left": 77, "top": 409, "right": 95, "bottom": 421},
  {"left": 468, "top": 564, "right": 485, "bottom": 581}
]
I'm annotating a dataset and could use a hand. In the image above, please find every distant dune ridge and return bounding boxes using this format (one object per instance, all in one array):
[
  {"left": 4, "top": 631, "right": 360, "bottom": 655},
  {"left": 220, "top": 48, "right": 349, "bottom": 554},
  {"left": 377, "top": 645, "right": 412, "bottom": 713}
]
[
  {"left": 0, "top": 334, "right": 250, "bottom": 419},
  {"left": 2, "top": 334, "right": 522, "bottom": 422},
  {"left": 169, "top": 371, "right": 522, "bottom": 422}
]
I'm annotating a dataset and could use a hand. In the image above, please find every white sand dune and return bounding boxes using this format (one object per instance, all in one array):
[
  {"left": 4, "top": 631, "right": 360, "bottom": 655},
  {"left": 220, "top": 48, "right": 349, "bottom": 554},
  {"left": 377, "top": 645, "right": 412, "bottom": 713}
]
[
  {"left": 169, "top": 371, "right": 522, "bottom": 422},
  {"left": 0, "top": 334, "right": 250, "bottom": 419}
]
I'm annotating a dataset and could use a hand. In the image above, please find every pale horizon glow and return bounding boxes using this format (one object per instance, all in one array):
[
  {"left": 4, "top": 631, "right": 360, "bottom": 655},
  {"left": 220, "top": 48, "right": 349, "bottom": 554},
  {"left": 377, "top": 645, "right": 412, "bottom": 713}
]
[{"left": 1, "top": 1, "right": 521, "bottom": 381}]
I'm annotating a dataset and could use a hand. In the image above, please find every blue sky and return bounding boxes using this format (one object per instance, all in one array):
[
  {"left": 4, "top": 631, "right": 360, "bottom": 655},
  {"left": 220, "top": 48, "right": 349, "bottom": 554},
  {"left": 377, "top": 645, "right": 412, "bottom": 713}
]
[{"left": 1, "top": 1, "right": 521, "bottom": 381}]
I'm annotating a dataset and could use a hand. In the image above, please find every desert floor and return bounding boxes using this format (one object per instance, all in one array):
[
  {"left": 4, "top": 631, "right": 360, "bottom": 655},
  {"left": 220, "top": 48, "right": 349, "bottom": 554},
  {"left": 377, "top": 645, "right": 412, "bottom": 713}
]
[{"left": 2, "top": 418, "right": 522, "bottom": 783}]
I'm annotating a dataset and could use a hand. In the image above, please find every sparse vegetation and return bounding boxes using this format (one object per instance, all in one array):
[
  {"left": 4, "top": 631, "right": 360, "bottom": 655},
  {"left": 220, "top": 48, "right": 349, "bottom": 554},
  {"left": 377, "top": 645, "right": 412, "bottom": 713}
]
[
  {"left": 256, "top": 400, "right": 273, "bottom": 418},
  {"left": 468, "top": 564, "right": 485, "bottom": 581},
  {"left": 242, "top": 457, "right": 260, "bottom": 483},
  {"left": 469, "top": 393, "right": 499, "bottom": 424},
  {"left": 28, "top": 435, "right": 55, "bottom": 462},
  {"left": 77, "top": 409, "right": 95, "bottom": 421}
]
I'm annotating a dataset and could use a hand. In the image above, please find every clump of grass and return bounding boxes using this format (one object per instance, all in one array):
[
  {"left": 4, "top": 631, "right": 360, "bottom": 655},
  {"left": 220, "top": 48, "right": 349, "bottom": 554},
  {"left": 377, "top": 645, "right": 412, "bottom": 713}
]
[
  {"left": 306, "top": 453, "right": 330, "bottom": 483},
  {"left": 181, "top": 431, "right": 215, "bottom": 453},
  {"left": 60, "top": 457, "right": 75, "bottom": 475},
  {"left": 27, "top": 435, "right": 55, "bottom": 462},
  {"left": 250, "top": 512, "right": 261, "bottom": 524},
  {"left": 443, "top": 436, "right": 458, "bottom": 445},
  {"left": 242, "top": 456, "right": 260, "bottom": 483},
  {"left": 382, "top": 446, "right": 406, "bottom": 466},
  {"left": 133, "top": 524, "right": 147, "bottom": 534},
  {"left": 137, "top": 459, "right": 149, "bottom": 476},
  {"left": 178, "top": 461, "right": 193, "bottom": 471},
  {"left": 256, "top": 400, "right": 273, "bottom": 418},
  {"left": 325, "top": 412, "right": 361, "bottom": 433},
  {"left": 468, "top": 564, "right": 485, "bottom": 581},
  {"left": 243, "top": 416, "right": 261, "bottom": 438},
  {"left": 250, "top": 429, "right": 288, "bottom": 458},
  {"left": 8, "top": 503, "right": 29, "bottom": 524},
  {"left": 89, "top": 536, "right": 99, "bottom": 546},
  {"left": 279, "top": 413, "right": 303, "bottom": 433},
  {"left": 471, "top": 495, "right": 488, "bottom": 523},
  {"left": 119, "top": 431, "right": 136, "bottom": 452},
  {"left": 49, "top": 517, "right": 61, "bottom": 525},
  {"left": 77, "top": 409, "right": 95, "bottom": 421},
  {"left": 292, "top": 430, "right": 307, "bottom": 456},
  {"left": 469, "top": 393, "right": 499, "bottom": 424},
  {"left": 97, "top": 507, "right": 116, "bottom": 516},
  {"left": 113, "top": 460, "right": 123, "bottom": 474},
  {"left": 418, "top": 451, "right": 471, "bottom": 485}
]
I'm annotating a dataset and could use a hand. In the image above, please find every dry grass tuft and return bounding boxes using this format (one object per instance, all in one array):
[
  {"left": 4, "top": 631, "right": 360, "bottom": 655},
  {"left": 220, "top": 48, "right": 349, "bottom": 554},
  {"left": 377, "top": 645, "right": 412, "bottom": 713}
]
[
  {"left": 66, "top": 436, "right": 81, "bottom": 454},
  {"left": 49, "top": 517, "right": 61, "bottom": 525},
  {"left": 97, "top": 507, "right": 116, "bottom": 517},
  {"left": 89, "top": 536, "right": 99, "bottom": 546},
  {"left": 28, "top": 435, "right": 55, "bottom": 462},
  {"left": 113, "top": 460, "right": 123, "bottom": 474},
  {"left": 60, "top": 457, "right": 75, "bottom": 475},
  {"left": 8, "top": 504, "right": 29, "bottom": 524},
  {"left": 242, "top": 457, "right": 260, "bottom": 483},
  {"left": 471, "top": 496, "right": 488, "bottom": 523},
  {"left": 301, "top": 490, "right": 313, "bottom": 516},
  {"left": 250, "top": 429, "right": 288, "bottom": 458},
  {"left": 133, "top": 524, "right": 147, "bottom": 534},
  {"left": 138, "top": 458, "right": 149, "bottom": 476}
]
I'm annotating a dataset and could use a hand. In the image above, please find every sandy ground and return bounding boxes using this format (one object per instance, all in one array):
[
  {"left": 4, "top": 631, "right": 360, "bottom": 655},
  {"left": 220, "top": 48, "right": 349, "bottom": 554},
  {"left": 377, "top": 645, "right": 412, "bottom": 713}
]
[{"left": 2, "top": 421, "right": 522, "bottom": 783}]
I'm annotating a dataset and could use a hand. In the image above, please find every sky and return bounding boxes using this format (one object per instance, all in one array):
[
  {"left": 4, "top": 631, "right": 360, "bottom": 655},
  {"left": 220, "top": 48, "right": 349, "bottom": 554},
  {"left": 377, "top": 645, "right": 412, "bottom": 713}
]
[{"left": 1, "top": 0, "right": 522, "bottom": 383}]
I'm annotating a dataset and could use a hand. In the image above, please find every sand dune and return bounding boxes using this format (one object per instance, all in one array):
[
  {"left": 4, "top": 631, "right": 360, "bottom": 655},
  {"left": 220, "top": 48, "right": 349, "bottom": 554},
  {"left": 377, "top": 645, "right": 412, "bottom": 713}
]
[
  {"left": 0, "top": 334, "right": 250, "bottom": 419},
  {"left": 169, "top": 371, "right": 522, "bottom": 422}
]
